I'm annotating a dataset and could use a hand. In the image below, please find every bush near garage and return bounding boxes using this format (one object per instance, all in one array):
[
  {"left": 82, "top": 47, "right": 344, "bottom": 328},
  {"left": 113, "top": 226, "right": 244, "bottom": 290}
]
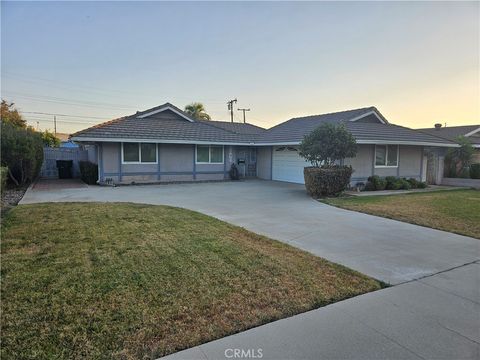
[
  {"left": 79, "top": 161, "right": 98, "bottom": 185},
  {"left": 299, "top": 123, "right": 357, "bottom": 197},
  {"left": 303, "top": 166, "right": 354, "bottom": 197}
]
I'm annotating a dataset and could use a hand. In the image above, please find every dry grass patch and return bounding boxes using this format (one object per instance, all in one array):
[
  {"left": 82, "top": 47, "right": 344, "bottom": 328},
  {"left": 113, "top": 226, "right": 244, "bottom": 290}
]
[
  {"left": 1, "top": 203, "right": 381, "bottom": 359},
  {"left": 323, "top": 189, "right": 480, "bottom": 239}
]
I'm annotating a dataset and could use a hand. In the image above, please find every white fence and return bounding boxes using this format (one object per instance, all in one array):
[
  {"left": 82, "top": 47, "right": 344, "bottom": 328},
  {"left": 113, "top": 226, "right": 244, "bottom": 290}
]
[{"left": 40, "top": 147, "right": 89, "bottom": 178}]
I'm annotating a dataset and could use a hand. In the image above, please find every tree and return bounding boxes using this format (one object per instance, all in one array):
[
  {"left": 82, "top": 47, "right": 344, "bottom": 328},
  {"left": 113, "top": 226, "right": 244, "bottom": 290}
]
[
  {"left": 299, "top": 123, "right": 357, "bottom": 167},
  {"left": 184, "top": 102, "right": 211, "bottom": 121},
  {"left": 1, "top": 100, "right": 27, "bottom": 128},
  {"left": 1, "top": 122, "right": 44, "bottom": 186},
  {"left": 42, "top": 130, "right": 61, "bottom": 147},
  {"left": 445, "top": 136, "right": 474, "bottom": 177}
]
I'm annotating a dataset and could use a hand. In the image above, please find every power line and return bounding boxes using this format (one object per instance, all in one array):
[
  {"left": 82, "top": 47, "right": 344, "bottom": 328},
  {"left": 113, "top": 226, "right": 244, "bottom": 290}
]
[{"left": 21, "top": 111, "right": 108, "bottom": 120}]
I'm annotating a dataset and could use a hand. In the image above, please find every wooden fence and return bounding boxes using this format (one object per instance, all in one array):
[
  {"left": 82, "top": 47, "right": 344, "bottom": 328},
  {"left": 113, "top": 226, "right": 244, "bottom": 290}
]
[{"left": 40, "top": 147, "right": 89, "bottom": 179}]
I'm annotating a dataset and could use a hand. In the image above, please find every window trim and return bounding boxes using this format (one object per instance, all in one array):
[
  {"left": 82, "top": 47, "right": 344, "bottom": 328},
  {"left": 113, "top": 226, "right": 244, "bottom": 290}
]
[
  {"left": 121, "top": 142, "right": 158, "bottom": 164},
  {"left": 195, "top": 145, "right": 224, "bottom": 164},
  {"left": 374, "top": 144, "right": 399, "bottom": 168}
]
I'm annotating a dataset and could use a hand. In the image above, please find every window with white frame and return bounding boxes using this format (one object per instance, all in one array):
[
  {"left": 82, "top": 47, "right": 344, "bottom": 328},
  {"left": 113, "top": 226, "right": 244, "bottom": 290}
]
[
  {"left": 122, "top": 143, "right": 157, "bottom": 163},
  {"left": 196, "top": 145, "right": 224, "bottom": 164},
  {"left": 375, "top": 145, "right": 398, "bottom": 167}
]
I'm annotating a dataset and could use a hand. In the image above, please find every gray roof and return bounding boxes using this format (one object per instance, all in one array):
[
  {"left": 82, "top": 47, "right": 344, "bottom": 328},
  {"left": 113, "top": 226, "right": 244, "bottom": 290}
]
[
  {"left": 72, "top": 103, "right": 456, "bottom": 146},
  {"left": 417, "top": 125, "right": 480, "bottom": 145},
  {"left": 198, "top": 120, "right": 266, "bottom": 135}
]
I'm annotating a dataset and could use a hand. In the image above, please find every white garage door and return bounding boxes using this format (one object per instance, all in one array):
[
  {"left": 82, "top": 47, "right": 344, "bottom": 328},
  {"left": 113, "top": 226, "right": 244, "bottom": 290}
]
[{"left": 272, "top": 146, "right": 309, "bottom": 184}]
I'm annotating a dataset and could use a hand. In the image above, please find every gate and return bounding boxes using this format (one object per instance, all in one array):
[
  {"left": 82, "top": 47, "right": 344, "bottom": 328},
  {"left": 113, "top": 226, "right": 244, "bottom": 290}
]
[{"left": 40, "top": 147, "right": 89, "bottom": 179}]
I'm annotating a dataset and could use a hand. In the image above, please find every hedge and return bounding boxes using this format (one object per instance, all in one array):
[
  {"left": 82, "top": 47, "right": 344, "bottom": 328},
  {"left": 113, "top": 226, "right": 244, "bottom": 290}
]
[
  {"left": 0, "top": 166, "right": 8, "bottom": 194},
  {"left": 0, "top": 122, "right": 43, "bottom": 186},
  {"left": 79, "top": 161, "right": 98, "bottom": 185},
  {"left": 470, "top": 164, "right": 480, "bottom": 179},
  {"left": 365, "top": 176, "right": 427, "bottom": 191},
  {"left": 303, "top": 166, "right": 353, "bottom": 197}
]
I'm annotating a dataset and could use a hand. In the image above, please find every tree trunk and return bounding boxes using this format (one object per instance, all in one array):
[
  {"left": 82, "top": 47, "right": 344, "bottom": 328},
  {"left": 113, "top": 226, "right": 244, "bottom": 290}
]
[{"left": 7, "top": 168, "right": 19, "bottom": 186}]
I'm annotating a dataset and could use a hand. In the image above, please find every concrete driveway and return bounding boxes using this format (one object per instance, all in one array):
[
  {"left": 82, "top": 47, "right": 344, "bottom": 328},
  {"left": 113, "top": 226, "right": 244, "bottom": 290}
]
[
  {"left": 22, "top": 179, "right": 478, "bottom": 284},
  {"left": 20, "top": 180, "right": 480, "bottom": 359}
]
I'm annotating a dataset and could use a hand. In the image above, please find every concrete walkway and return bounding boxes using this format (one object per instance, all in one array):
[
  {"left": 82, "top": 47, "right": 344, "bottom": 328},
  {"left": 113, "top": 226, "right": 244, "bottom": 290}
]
[{"left": 20, "top": 180, "right": 480, "bottom": 359}]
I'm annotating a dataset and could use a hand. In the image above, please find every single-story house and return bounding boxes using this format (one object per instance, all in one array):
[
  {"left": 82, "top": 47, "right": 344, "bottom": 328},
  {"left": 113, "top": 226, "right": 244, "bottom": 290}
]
[
  {"left": 71, "top": 102, "right": 457, "bottom": 186},
  {"left": 418, "top": 124, "right": 480, "bottom": 164}
]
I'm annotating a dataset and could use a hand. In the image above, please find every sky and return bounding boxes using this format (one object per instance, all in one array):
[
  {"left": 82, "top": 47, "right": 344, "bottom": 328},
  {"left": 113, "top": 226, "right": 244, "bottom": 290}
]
[{"left": 1, "top": 1, "right": 479, "bottom": 134}]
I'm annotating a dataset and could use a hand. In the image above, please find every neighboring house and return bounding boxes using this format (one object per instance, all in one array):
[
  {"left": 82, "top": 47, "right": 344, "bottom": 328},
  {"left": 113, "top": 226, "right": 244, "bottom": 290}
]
[
  {"left": 56, "top": 132, "right": 79, "bottom": 148},
  {"left": 418, "top": 124, "right": 480, "bottom": 164},
  {"left": 71, "top": 102, "right": 456, "bottom": 186}
]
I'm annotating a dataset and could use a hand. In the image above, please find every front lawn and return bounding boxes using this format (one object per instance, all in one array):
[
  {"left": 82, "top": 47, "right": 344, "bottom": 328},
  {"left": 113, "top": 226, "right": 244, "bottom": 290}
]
[
  {"left": 1, "top": 203, "right": 381, "bottom": 359},
  {"left": 323, "top": 189, "right": 480, "bottom": 239}
]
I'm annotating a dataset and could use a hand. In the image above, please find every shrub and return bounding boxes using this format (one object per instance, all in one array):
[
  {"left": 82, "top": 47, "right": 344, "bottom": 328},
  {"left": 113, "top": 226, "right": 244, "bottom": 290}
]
[
  {"left": 444, "top": 136, "right": 475, "bottom": 177},
  {"left": 364, "top": 181, "right": 376, "bottom": 191},
  {"left": 407, "top": 178, "right": 420, "bottom": 189},
  {"left": 299, "top": 123, "right": 357, "bottom": 167},
  {"left": 304, "top": 166, "right": 353, "bottom": 197},
  {"left": 79, "top": 161, "right": 98, "bottom": 185},
  {"left": 417, "top": 181, "right": 428, "bottom": 189},
  {"left": 367, "top": 175, "right": 387, "bottom": 191},
  {"left": 0, "top": 166, "right": 7, "bottom": 194},
  {"left": 470, "top": 164, "right": 480, "bottom": 179},
  {"left": 0, "top": 122, "right": 43, "bottom": 186},
  {"left": 385, "top": 176, "right": 397, "bottom": 190},
  {"left": 396, "top": 178, "right": 411, "bottom": 190}
]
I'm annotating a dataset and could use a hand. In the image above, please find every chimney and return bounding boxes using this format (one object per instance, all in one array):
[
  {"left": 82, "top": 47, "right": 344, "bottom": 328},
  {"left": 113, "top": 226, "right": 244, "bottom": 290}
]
[{"left": 434, "top": 123, "right": 442, "bottom": 130}]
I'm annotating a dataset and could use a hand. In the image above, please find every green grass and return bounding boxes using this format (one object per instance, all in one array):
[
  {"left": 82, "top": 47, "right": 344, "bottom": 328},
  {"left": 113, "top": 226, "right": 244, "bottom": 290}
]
[
  {"left": 1, "top": 203, "right": 381, "bottom": 359},
  {"left": 323, "top": 189, "right": 480, "bottom": 239}
]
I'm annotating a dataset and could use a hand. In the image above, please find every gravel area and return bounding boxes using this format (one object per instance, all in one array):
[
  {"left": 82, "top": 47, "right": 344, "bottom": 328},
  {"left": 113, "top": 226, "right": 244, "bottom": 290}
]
[{"left": 1, "top": 187, "right": 28, "bottom": 215}]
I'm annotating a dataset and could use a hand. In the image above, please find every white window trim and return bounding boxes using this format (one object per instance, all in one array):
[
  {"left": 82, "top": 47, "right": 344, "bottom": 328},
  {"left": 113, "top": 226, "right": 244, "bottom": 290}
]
[
  {"left": 374, "top": 144, "right": 399, "bottom": 168},
  {"left": 195, "top": 145, "right": 224, "bottom": 164},
  {"left": 121, "top": 142, "right": 158, "bottom": 164}
]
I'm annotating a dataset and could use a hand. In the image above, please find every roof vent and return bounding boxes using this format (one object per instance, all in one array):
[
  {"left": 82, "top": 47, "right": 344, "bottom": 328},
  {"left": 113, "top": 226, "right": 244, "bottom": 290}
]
[{"left": 434, "top": 123, "right": 442, "bottom": 129}]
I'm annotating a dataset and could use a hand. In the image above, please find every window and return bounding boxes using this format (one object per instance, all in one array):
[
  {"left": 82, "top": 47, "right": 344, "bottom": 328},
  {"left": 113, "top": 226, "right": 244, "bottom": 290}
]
[
  {"left": 141, "top": 143, "right": 156, "bottom": 162},
  {"left": 122, "top": 143, "right": 157, "bottom": 163},
  {"left": 196, "top": 145, "right": 224, "bottom": 164},
  {"left": 375, "top": 145, "right": 398, "bottom": 167},
  {"left": 123, "top": 143, "right": 139, "bottom": 162}
]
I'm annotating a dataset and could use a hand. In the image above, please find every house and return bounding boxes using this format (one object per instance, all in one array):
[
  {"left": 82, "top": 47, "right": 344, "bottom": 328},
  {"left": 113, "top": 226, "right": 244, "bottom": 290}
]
[
  {"left": 71, "top": 103, "right": 457, "bottom": 186},
  {"left": 418, "top": 124, "right": 480, "bottom": 163},
  {"left": 56, "top": 132, "right": 80, "bottom": 148}
]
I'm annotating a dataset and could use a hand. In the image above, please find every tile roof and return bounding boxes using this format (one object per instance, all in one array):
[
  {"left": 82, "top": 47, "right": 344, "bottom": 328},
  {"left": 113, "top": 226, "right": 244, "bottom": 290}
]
[
  {"left": 417, "top": 125, "right": 480, "bottom": 145},
  {"left": 71, "top": 103, "right": 457, "bottom": 146}
]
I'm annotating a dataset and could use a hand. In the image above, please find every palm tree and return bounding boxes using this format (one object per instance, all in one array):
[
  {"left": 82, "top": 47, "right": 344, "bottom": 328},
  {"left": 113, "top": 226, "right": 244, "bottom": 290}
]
[{"left": 184, "top": 102, "right": 211, "bottom": 121}]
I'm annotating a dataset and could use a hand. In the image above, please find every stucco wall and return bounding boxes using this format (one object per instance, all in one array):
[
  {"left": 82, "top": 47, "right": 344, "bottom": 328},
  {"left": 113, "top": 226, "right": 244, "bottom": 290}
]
[
  {"left": 345, "top": 145, "right": 374, "bottom": 181},
  {"left": 99, "top": 142, "right": 225, "bottom": 184},
  {"left": 257, "top": 147, "right": 272, "bottom": 180},
  {"left": 345, "top": 144, "right": 424, "bottom": 184}
]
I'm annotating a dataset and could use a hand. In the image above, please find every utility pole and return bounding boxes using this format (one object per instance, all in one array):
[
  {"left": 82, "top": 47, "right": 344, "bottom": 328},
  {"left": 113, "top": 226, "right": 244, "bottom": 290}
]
[
  {"left": 237, "top": 108, "right": 250, "bottom": 123},
  {"left": 36, "top": 121, "right": 39, "bottom": 131},
  {"left": 54, "top": 116, "right": 57, "bottom": 136},
  {"left": 227, "top": 98, "right": 237, "bottom": 122}
]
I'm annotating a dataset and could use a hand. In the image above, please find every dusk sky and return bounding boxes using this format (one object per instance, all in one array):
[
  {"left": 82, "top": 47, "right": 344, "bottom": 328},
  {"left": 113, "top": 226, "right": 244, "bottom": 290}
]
[{"left": 1, "top": 1, "right": 478, "bottom": 134}]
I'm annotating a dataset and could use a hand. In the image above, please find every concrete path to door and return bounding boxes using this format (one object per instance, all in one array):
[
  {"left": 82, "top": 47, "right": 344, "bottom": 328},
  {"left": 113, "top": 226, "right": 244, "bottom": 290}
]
[{"left": 20, "top": 180, "right": 480, "bottom": 359}]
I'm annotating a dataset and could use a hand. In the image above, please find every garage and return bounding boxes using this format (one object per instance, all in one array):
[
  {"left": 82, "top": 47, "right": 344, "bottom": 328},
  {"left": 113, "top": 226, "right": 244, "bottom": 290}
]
[{"left": 272, "top": 146, "right": 309, "bottom": 184}]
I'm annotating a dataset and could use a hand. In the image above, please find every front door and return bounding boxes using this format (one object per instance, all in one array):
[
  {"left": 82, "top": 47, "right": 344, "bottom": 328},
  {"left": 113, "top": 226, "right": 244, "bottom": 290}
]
[{"left": 237, "top": 147, "right": 257, "bottom": 178}]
